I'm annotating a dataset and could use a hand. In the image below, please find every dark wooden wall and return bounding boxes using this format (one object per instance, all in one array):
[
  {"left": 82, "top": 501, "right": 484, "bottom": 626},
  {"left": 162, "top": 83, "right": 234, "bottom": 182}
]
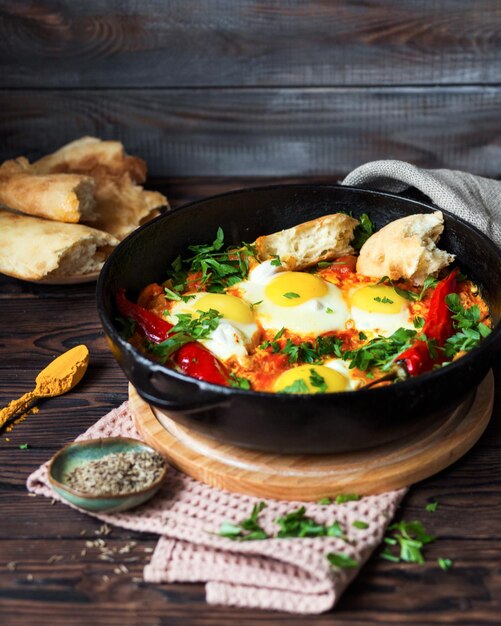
[{"left": 0, "top": 1, "right": 500, "bottom": 178}]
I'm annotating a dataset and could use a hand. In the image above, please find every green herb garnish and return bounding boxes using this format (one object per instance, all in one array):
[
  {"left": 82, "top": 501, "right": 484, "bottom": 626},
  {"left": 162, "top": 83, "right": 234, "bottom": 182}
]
[
  {"left": 353, "top": 520, "right": 369, "bottom": 529},
  {"left": 282, "top": 379, "right": 309, "bottom": 394},
  {"left": 309, "top": 369, "right": 327, "bottom": 393},
  {"left": 219, "top": 502, "right": 269, "bottom": 541},
  {"left": 326, "top": 552, "right": 359, "bottom": 569},
  {"left": 413, "top": 316, "right": 425, "bottom": 329},
  {"left": 229, "top": 374, "right": 252, "bottom": 390},
  {"left": 352, "top": 213, "right": 375, "bottom": 252},
  {"left": 383, "top": 520, "right": 435, "bottom": 564},
  {"left": 443, "top": 294, "right": 491, "bottom": 358},
  {"left": 149, "top": 309, "right": 222, "bottom": 361},
  {"left": 283, "top": 292, "right": 300, "bottom": 300},
  {"left": 425, "top": 501, "right": 438, "bottom": 513},
  {"left": 318, "top": 497, "right": 332, "bottom": 505},
  {"left": 270, "top": 255, "right": 282, "bottom": 267},
  {"left": 166, "top": 228, "right": 258, "bottom": 293},
  {"left": 19, "top": 443, "right": 29, "bottom": 450},
  {"left": 343, "top": 328, "right": 417, "bottom": 372},
  {"left": 374, "top": 296, "right": 394, "bottom": 304},
  {"left": 335, "top": 494, "right": 360, "bottom": 504},
  {"left": 115, "top": 316, "right": 136, "bottom": 340},
  {"left": 438, "top": 557, "right": 453, "bottom": 570}
]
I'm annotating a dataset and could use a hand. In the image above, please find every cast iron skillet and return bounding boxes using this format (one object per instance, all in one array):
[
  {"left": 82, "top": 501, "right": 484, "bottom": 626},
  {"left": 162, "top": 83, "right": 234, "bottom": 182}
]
[{"left": 97, "top": 184, "right": 501, "bottom": 454}]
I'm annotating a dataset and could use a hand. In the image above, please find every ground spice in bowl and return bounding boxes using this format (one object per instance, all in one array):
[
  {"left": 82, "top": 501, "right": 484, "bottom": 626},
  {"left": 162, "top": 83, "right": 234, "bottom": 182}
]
[
  {"left": 48, "top": 437, "right": 168, "bottom": 512},
  {"left": 65, "top": 450, "right": 165, "bottom": 496}
]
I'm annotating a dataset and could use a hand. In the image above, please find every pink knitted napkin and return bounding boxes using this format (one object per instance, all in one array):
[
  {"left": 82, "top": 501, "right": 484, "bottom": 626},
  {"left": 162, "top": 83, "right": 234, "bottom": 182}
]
[{"left": 27, "top": 402, "right": 406, "bottom": 614}]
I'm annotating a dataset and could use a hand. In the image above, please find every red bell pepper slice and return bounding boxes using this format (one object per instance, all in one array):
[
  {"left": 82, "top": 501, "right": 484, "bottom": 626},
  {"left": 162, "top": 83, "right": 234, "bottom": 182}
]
[
  {"left": 396, "top": 269, "right": 459, "bottom": 377},
  {"left": 116, "top": 288, "right": 229, "bottom": 386}
]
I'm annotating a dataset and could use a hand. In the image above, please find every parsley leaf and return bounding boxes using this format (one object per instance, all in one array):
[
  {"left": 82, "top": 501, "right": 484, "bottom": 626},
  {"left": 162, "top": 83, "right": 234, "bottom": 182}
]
[
  {"left": 283, "top": 292, "right": 300, "bottom": 300},
  {"left": 270, "top": 255, "right": 282, "bottom": 267},
  {"left": 326, "top": 552, "right": 359, "bottom": 569},
  {"left": 309, "top": 369, "right": 327, "bottom": 393},
  {"left": 335, "top": 494, "right": 360, "bottom": 504},
  {"left": 374, "top": 296, "right": 394, "bottom": 304},
  {"left": 115, "top": 315, "right": 136, "bottom": 340},
  {"left": 425, "top": 501, "right": 438, "bottom": 513},
  {"left": 19, "top": 443, "right": 29, "bottom": 450},
  {"left": 219, "top": 502, "right": 269, "bottom": 541},
  {"left": 229, "top": 374, "right": 252, "bottom": 390},
  {"left": 383, "top": 520, "right": 436, "bottom": 564},
  {"left": 413, "top": 316, "right": 425, "bottom": 329},
  {"left": 438, "top": 557, "right": 453, "bottom": 570},
  {"left": 343, "top": 328, "right": 417, "bottom": 372},
  {"left": 443, "top": 294, "right": 491, "bottom": 358},
  {"left": 353, "top": 520, "right": 369, "bottom": 529},
  {"left": 352, "top": 213, "right": 375, "bottom": 252},
  {"left": 167, "top": 228, "right": 258, "bottom": 293},
  {"left": 282, "top": 379, "right": 309, "bottom": 394}
]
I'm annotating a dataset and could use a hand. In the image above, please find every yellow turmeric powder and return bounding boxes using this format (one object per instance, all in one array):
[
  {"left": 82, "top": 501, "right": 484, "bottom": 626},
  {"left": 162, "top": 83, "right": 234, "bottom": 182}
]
[{"left": 0, "top": 345, "right": 89, "bottom": 429}]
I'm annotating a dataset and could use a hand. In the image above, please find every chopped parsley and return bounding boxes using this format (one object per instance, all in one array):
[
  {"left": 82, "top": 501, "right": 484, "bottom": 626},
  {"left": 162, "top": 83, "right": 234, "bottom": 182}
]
[
  {"left": 425, "top": 501, "right": 438, "bottom": 513},
  {"left": 377, "top": 275, "right": 438, "bottom": 302},
  {"left": 19, "top": 443, "right": 29, "bottom": 450},
  {"left": 283, "top": 292, "right": 300, "bottom": 299},
  {"left": 381, "top": 520, "right": 435, "bottom": 564},
  {"left": 115, "top": 315, "right": 136, "bottom": 340},
  {"left": 443, "top": 293, "right": 491, "bottom": 359},
  {"left": 352, "top": 213, "right": 375, "bottom": 252},
  {"left": 166, "top": 228, "right": 258, "bottom": 293},
  {"left": 413, "top": 316, "right": 425, "bottom": 329},
  {"left": 327, "top": 552, "right": 359, "bottom": 569},
  {"left": 218, "top": 502, "right": 269, "bottom": 541},
  {"left": 325, "top": 307, "right": 334, "bottom": 314},
  {"left": 282, "top": 379, "right": 309, "bottom": 394},
  {"left": 275, "top": 507, "right": 344, "bottom": 539},
  {"left": 309, "top": 369, "right": 327, "bottom": 393},
  {"left": 229, "top": 374, "right": 252, "bottom": 390},
  {"left": 149, "top": 309, "right": 222, "bottom": 361},
  {"left": 343, "top": 328, "right": 417, "bottom": 372},
  {"left": 270, "top": 255, "right": 282, "bottom": 267},
  {"left": 353, "top": 520, "right": 369, "bottom": 530},
  {"left": 335, "top": 494, "right": 360, "bottom": 504},
  {"left": 374, "top": 296, "right": 394, "bottom": 304},
  {"left": 438, "top": 557, "right": 453, "bottom": 570},
  {"left": 318, "top": 497, "right": 332, "bottom": 505}
]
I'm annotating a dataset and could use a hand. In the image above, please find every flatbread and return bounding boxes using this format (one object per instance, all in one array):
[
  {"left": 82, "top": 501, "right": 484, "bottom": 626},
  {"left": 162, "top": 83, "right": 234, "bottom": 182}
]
[
  {"left": 255, "top": 213, "right": 359, "bottom": 270},
  {"left": 356, "top": 211, "right": 455, "bottom": 285},
  {"left": 0, "top": 209, "right": 118, "bottom": 281},
  {"left": 32, "top": 137, "right": 168, "bottom": 240},
  {"left": 0, "top": 157, "right": 96, "bottom": 223}
]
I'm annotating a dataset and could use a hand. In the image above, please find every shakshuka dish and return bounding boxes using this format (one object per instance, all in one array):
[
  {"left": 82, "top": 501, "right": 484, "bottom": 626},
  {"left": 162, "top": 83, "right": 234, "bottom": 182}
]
[{"left": 116, "top": 210, "right": 491, "bottom": 393}]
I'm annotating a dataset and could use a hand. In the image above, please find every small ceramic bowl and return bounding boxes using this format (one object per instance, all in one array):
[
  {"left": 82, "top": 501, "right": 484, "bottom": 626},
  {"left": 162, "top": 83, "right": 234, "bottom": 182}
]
[{"left": 48, "top": 437, "right": 168, "bottom": 513}]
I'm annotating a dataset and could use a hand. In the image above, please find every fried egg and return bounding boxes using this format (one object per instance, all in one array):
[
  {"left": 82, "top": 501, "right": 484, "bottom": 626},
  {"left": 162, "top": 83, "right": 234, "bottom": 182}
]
[
  {"left": 273, "top": 363, "right": 351, "bottom": 393},
  {"left": 348, "top": 284, "right": 414, "bottom": 336},
  {"left": 169, "top": 292, "right": 259, "bottom": 364},
  {"left": 235, "top": 261, "right": 349, "bottom": 335}
]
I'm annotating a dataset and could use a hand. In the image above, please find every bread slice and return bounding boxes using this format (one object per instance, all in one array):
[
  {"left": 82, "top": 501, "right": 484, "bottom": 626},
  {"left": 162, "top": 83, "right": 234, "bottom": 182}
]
[
  {"left": 356, "top": 211, "right": 455, "bottom": 285},
  {"left": 0, "top": 209, "right": 118, "bottom": 281},
  {"left": 32, "top": 137, "right": 168, "bottom": 240},
  {"left": 255, "top": 213, "right": 359, "bottom": 270},
  {"left": 0, "top": 157, "right": 96, "bottom": 223}
]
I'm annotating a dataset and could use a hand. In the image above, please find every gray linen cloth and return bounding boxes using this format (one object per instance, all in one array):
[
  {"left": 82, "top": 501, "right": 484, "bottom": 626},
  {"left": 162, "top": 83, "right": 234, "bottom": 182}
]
[{"left": 342, "top": 160, "right": 501, "bottom": 247}]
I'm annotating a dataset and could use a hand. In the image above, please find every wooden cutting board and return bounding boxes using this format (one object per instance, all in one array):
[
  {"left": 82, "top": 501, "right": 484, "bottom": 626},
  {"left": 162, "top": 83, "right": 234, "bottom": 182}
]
[{"left": 130, "top": 371, "right": 493, "bottom": 500}]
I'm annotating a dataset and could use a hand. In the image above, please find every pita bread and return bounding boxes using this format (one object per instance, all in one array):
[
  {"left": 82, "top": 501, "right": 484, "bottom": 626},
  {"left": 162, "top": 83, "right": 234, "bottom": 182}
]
[
  {"left": 0, "top": 157, "right": 96, "bottom": 223},
  {"left": 32, "top": 137, "right": 167, "bottom": 240},
  {"left": 356, "top": 211, "right": 455, "bottom": 285},
  {"left": 0, "top": 209, "right": 118, "bottom": 281},
  {"left": 255, "top": 213, "right": 359, "bottom": 270}
]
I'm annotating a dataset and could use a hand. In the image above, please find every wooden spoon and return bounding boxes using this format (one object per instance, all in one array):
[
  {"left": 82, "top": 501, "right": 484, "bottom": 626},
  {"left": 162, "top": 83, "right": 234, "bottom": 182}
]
[{"left": 0, "top": 345, "right": 90, "bottom": 429}]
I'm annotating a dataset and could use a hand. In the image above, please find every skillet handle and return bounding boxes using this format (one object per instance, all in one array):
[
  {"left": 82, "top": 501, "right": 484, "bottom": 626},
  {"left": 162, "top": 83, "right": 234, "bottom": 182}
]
[{"left": 136, "top": 367, "right": 229, "bottom": 414}]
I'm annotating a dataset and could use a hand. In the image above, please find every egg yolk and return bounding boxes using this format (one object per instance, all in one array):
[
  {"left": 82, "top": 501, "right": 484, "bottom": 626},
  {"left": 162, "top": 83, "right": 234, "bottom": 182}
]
[
  {"left": 195, "top": 293, "right": 255, "bottom": 324},
  {"left": 351, "top": 285, "right": 406, "bottom": 314},
  {"left": 265, "top": 272, "right": 328, "bottom": 307},
  {"left": 274, "top": 364, "right": 349, "bottom": 393}
]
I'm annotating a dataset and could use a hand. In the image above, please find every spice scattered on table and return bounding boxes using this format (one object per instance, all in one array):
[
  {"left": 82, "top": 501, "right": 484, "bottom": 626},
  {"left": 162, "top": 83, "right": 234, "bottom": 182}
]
[{"left": 65, "top": 450, "right": 165, "bottom": 496}]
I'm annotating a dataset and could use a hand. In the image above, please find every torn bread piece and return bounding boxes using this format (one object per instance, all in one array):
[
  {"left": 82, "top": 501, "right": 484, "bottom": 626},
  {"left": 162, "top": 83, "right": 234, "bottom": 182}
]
[
  {"left": 255, "top": 213, "right": 359, "bottom": 270},
  {"left": 32, "top": 137, "right": 168, "bottom": 240},
  {"left": 356, "top": 211, "right": 455, "bottom": 286},
  {"left": 0, "top": 209, "right": 118, "bottom": 281},
  {"left": 0, "top": 158, "right": 96, "bottom": 223}
]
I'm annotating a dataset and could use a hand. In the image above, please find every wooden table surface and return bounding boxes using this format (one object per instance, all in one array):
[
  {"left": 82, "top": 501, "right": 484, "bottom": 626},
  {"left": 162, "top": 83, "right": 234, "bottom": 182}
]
[{"left": 1, "top": 178, "right": 500, "bottom": 626}]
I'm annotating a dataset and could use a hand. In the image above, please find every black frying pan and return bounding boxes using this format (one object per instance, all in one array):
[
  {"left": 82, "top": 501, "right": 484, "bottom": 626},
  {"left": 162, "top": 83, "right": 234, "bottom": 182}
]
[{"left": 97, "top": 185, "right": 501, "bottom": 454}]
